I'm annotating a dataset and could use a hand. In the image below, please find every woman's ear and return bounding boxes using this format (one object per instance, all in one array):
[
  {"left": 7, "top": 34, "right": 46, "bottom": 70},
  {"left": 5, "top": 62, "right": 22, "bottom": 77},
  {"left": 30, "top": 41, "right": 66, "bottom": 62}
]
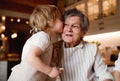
[
  {"left": 80, "top": 31, "right": 87, "bottom": 40},
  {"left": 82, "top": 31, "right": 87, "bottom": 36}
]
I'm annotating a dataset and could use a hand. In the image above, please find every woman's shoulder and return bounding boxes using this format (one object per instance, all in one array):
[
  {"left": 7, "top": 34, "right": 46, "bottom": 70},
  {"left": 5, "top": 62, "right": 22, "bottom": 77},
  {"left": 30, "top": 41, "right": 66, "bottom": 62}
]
[
  {"left": 84, "top": 41, "right": 97, "bottom": 47},
  {"left": 84, "top": 41, "right": 98, "bottom": 51},
  {"left": 84, "top": 41, "right": 98, "bottom": 56}
]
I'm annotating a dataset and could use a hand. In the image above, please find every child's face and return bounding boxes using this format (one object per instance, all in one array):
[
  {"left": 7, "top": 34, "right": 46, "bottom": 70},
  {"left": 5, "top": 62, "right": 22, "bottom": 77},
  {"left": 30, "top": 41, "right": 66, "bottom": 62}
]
[{"left": 52, "top": 18, "right": 63, "bottom": 33}]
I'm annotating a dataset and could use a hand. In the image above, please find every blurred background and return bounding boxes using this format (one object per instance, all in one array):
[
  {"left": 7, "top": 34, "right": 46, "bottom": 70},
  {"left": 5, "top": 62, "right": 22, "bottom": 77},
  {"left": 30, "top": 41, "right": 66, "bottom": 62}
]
[{"left": 0, "top": 0, "right": 120, "bottom": 81}]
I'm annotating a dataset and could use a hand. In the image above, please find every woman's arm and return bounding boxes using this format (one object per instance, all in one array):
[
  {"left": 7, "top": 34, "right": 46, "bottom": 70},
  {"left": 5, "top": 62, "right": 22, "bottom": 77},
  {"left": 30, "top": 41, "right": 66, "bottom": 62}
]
[
  {"left": 113, "top": 71, "right": 120, "bottom": 81},
  {"left": 113, "top": 52, "right": 120, "bottom": 81},
  {"left": 94, "top": 47, "right": 114, "bottom": 81}
]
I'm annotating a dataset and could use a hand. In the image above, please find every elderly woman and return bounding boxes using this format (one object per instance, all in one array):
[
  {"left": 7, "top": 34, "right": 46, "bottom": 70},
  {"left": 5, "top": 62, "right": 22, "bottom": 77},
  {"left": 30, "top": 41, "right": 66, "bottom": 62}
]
[{"left": 52, "top": 8, "right": 114, "bottom": 81}]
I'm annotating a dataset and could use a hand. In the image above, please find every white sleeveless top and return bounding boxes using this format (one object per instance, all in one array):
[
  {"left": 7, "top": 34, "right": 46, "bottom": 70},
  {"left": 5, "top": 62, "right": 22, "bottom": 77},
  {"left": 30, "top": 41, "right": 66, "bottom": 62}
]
[{"left": 8, "top": 31, "right": 53, "bottom": 81}]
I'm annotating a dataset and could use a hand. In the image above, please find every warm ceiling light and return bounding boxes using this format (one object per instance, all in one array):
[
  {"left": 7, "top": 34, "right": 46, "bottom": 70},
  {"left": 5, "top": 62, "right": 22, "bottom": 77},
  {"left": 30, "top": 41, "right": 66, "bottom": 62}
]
[
  {"left": 11, "top": 32, "right": 17, "bottom": 39},
  {"left": 26, "top": 21, "right": 29, "bottom": 24},
  {"left": 0, "top": 24, "right": 5, "bottom": 33},
  {"left": 10, "top": 18, "right": 14, "bottom": 22},
  {"left": 1, "top": 25, "right": 6, "bottom": 30},
  {"left": 2, "top": 16, "right": 6, "bottom": 21},
  {"left": 17, "top": 19, "right": 20, "bottom": 22},
  {"left": 1, "top": 34, "right": 5, "bottom": 38}
]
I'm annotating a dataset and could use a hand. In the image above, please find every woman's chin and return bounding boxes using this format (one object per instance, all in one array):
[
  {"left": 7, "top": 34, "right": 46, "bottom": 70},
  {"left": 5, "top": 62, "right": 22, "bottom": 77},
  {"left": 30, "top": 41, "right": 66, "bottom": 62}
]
[{"left": 63, "top": 39, "right": 72, "bottom": 43}]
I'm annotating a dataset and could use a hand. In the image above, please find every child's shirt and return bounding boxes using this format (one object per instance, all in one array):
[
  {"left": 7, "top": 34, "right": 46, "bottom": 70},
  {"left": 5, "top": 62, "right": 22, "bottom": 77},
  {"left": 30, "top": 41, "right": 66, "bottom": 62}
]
[
  {"left": 22, "top": 31, "right": 50, "bottom": 60},
  {"left": 8, "top": 31, "right": 53, "bottom": 81}
]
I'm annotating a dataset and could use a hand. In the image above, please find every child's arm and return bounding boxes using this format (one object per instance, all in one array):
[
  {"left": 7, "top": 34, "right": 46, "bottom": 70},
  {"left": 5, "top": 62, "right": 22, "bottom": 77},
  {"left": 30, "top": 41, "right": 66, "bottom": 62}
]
[{"left": 25, "top": 45, "right": 60, "bottom": 78}]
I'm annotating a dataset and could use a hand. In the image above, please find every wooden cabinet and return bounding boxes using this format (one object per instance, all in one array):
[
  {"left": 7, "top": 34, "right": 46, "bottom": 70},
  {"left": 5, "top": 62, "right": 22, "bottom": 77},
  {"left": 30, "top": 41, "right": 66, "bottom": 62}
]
[
  {"left": 87, "top": 15, "right": 120, "bottom": 35},
  {"left": 65, "top": 0, "right": 120, "bottom": 35}
]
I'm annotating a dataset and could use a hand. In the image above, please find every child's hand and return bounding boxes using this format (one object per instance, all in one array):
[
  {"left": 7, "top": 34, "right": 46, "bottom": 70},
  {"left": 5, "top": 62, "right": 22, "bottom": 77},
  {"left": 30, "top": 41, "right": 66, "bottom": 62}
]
[
  {"left": 48, "top": 67, "right": 61, "bottom": 78},
  {"left": 59, "top": 68, "right": 64, "bottom": 71}
]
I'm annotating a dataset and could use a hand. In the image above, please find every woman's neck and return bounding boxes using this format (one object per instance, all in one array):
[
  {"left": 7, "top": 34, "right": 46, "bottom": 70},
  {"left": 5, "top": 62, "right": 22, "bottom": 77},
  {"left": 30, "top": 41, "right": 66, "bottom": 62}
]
[{"left": 64, "top": 40, "right": 81, "bottom": 48}]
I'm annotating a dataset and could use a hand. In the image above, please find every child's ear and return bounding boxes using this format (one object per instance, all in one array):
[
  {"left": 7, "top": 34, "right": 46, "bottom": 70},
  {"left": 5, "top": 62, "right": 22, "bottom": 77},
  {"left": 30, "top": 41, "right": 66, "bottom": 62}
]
[{"left": 47, "top": 20, "right": 54, "bottom": 27}]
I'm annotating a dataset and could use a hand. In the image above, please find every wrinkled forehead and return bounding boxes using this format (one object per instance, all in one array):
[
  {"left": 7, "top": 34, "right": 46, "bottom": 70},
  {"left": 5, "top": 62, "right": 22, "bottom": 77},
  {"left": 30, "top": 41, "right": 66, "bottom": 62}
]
[
  {"left": 64, "top": 16, "right": 82, "bottom": 24},
  {"left": 65, "top": 15, "right": 82, "bottom": 21}
]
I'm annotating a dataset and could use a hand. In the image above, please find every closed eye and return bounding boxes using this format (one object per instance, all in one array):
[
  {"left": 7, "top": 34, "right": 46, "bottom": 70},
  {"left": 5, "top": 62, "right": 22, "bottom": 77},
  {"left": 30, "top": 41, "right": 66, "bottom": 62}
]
[{"left": 64, "top": 23, "right": 68, "bottom": 27}]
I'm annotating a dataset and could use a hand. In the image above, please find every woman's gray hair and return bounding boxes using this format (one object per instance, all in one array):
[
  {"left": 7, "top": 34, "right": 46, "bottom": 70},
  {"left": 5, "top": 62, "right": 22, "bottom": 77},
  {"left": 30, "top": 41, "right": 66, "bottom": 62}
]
[{"left": 63, "top": 8, "right": 89, "bottom": 31}]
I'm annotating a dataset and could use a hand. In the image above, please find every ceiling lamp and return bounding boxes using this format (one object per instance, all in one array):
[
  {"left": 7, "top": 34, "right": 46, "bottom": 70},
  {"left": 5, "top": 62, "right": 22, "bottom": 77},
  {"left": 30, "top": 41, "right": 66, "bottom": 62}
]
[{"left": 0, "top": 23, "right": 6, "bottom": 33}]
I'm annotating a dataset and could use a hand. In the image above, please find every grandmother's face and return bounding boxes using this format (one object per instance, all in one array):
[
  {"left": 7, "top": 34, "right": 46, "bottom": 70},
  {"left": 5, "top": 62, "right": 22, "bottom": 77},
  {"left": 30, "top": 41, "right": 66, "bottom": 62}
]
[{"left": 62, "top": 16, "right": 86, "bottom": 45}]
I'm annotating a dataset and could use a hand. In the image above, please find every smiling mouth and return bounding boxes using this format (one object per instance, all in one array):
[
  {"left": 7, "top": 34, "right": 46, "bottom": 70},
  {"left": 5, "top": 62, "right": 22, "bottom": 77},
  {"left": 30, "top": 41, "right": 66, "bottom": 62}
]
[{"left": 66, "top": 34, "right": 72, "bottom": 37}]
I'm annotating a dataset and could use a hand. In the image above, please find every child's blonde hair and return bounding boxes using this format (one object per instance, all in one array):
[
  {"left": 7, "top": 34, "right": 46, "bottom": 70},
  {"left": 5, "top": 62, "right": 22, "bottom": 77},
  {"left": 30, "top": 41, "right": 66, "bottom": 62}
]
[{"left": 29, "top": 5, "right": 61, "bottom": 33}]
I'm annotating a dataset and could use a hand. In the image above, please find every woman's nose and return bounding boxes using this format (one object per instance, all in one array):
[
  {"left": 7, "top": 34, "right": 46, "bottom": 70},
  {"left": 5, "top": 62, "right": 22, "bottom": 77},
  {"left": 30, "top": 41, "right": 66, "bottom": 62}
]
[{"left": 67, "top": 26, "right": 72, "bottom": 32}]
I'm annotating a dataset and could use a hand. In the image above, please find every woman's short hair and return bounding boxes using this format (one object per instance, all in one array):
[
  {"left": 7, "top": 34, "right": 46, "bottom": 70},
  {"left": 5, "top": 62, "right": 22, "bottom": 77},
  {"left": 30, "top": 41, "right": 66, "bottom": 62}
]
[
  {"left": 63, "top": 8, "right": 89, "bottom": 31},
  {"left": 29, "top": 5, "right": 61, "bottom": 31}
]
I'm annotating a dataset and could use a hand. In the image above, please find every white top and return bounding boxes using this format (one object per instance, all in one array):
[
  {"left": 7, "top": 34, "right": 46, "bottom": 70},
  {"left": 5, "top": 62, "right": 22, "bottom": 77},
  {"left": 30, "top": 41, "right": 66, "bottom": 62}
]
[
  {"left": 114, "top": 52, "right": 120, "bottom": 72},
  {"left": 61, "top": 41, "right": 113, "bottom": 81},
  {"left": 22, "top": 31, "right": 50, "bottom": 60},
  {"left": 8, "top": 31, "right": 53, "bottom": 81}
]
